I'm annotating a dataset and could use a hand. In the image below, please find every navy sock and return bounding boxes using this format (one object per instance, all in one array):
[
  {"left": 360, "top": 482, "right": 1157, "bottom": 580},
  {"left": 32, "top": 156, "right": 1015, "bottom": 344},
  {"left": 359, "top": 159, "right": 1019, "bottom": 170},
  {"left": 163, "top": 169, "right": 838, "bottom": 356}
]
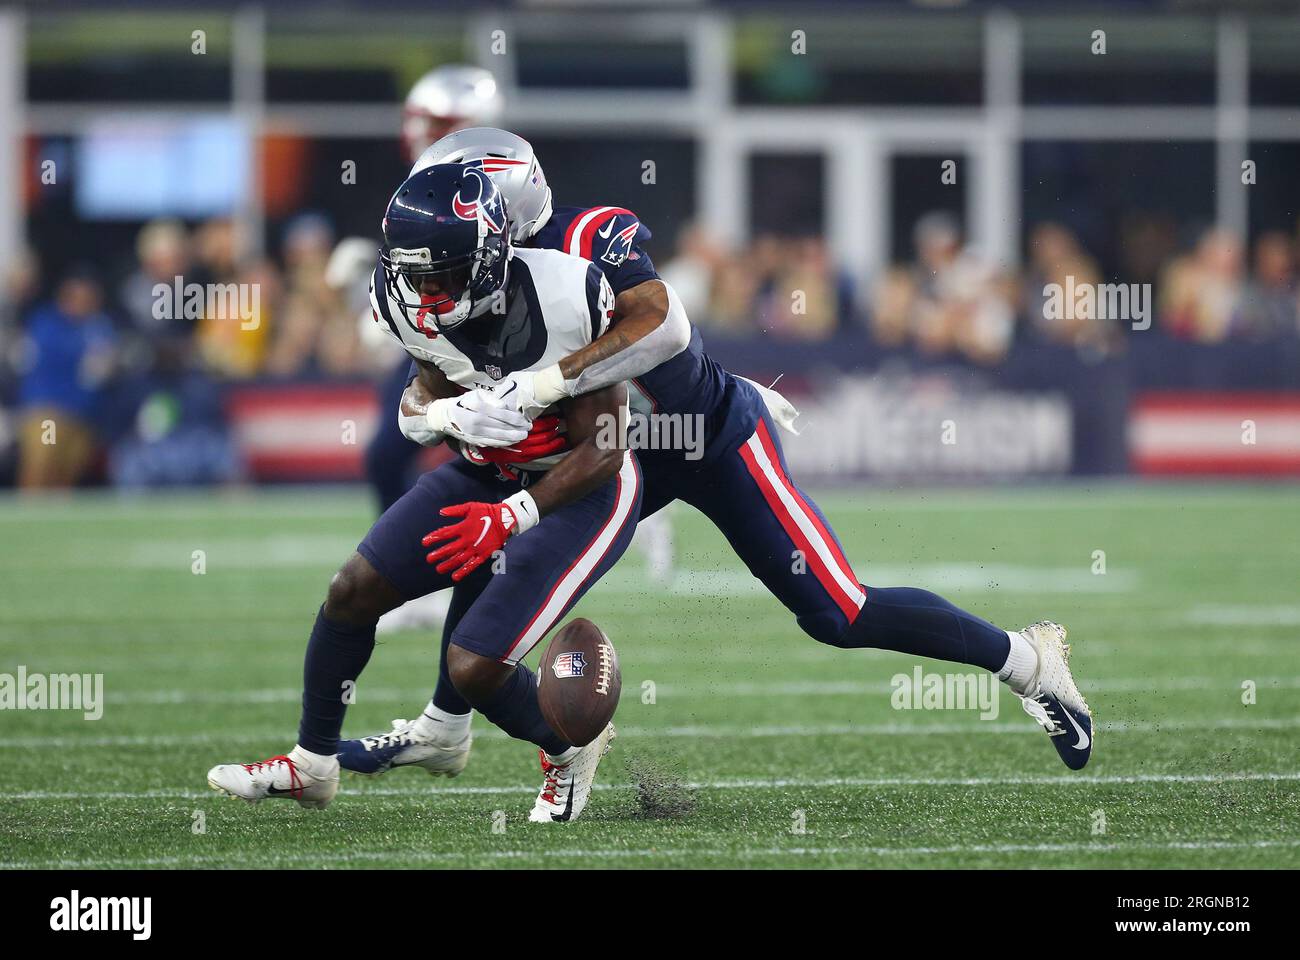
[
  {"left": 297, "top": 607, "right": 376, "bottom": 755},
  {"left": 474, "top": 663, "right": 569, "bottom": 756},
  {"left": 836, "top": 586, "right": 1010, "bottom": 673},
  {"left": 431, "top": 587, "right": 474, "bottom": 716},
  {"left": 431, "top": 635, "right": 470, "bottom": 715}
]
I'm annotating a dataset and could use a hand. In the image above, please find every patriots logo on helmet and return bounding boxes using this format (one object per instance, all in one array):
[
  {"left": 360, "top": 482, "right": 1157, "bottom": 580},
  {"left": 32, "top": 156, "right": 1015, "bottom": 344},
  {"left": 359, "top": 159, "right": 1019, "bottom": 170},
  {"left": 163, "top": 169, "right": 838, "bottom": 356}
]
[
  {"left": 552, "top": 651, "right": 587, "bottom": 679},
  {"left": 472, "top": 157, "right": 529, "bottom": 175},
  {"left": 600, "top": 221, "right": 640, "bottom": 268},
  {"left": 452, "top": 167, "right": 505, "bottom": 233}
]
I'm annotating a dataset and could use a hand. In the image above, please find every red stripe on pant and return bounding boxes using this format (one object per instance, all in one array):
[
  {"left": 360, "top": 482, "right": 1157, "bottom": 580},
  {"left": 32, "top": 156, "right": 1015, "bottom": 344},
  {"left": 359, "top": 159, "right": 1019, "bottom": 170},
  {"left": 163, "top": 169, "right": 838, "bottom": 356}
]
[
  {"left": 501, "top": 456, "right": 640, "bottom": 663},
  {"left": 737, "top": 427, "right": 861, "bottom": 621},
  {"left": 753, "top": 420, "right": 860, "bottom": 590}
]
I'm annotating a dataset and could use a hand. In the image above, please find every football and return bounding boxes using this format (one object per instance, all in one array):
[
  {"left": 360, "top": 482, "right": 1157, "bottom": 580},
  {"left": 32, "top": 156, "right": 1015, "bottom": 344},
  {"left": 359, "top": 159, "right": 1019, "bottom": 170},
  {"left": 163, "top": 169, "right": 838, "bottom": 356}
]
[{"left": 536, "top": 618, "right": 621, "bottom": 747}]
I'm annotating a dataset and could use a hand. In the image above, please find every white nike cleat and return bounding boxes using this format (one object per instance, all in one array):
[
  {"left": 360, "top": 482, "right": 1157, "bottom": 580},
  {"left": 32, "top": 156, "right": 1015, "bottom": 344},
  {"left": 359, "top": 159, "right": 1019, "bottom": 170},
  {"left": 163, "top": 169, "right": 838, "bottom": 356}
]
[
  {"left": 206, "top": 747, "right": 339, "bottom": 809},
  {"left": 337, "top": 717, "right": 472, "bottom": 777},
  {"left": 376, "top": 591, "right": 452, "bottom": 635},
  {"left": 1016, "top": 621, "right": 1093, "bottom": 770},
  {"left": 528, "top": 723, "right": 616, "bottom": 823}
]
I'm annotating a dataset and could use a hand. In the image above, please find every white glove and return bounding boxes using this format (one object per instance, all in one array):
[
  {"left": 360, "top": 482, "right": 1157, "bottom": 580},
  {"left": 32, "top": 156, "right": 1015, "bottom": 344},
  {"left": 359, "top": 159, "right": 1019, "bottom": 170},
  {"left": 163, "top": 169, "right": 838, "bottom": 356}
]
[
  {"left": 399, "top": 409, "right": 443, "bottom": 446},
  {"left": 427, "top": 391, "right": 530, "bottom": 448},
  {"left": 497, "top": 364, "right": 570, "bottom": 421}
]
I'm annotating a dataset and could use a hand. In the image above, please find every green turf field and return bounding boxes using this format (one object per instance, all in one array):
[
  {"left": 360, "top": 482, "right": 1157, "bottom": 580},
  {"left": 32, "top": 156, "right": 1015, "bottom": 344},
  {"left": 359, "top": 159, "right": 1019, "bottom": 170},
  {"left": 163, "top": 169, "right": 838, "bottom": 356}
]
[{"left": 1, "top": 483, "right": 1297, "bottom": 869}]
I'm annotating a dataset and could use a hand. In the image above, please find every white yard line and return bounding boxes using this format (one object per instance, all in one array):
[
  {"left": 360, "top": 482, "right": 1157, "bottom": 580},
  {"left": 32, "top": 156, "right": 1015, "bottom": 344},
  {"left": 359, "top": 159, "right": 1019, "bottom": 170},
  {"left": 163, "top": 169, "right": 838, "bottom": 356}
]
[
  {"left": 653, "top": 676, "right": 1300, "bottom": 696},
  {"left": 612, "top": 564, "right": 1138, "bottom": 596},
  {"left": 1184, "top": 605, "right": 1300, "bottom": 627},
  {"left": 3, "top": 714, "right": 1300, "bottom": 749},
  {"left": 3, "top": 837, "right": 1298, "bottom": 870},
  {"left": 4, "top": 770, "right": 1299, "bottom": 802},
  {"left": 39, "top": 537, "right": 1145, "bottom": 595},
  {"left": 23, "top": 673, "right": 1298, "bottom": 708}
]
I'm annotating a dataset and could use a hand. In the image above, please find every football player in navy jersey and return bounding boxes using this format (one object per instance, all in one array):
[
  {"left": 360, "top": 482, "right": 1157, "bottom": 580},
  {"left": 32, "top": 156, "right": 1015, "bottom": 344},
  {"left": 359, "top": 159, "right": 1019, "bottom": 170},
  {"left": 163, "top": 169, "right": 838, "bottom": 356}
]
[
  {"left": 208, "top": 165, "right": 637, "bottom": 822},
  {"left": 339, "top": 129, "right": 1094, "bottom": 781}
]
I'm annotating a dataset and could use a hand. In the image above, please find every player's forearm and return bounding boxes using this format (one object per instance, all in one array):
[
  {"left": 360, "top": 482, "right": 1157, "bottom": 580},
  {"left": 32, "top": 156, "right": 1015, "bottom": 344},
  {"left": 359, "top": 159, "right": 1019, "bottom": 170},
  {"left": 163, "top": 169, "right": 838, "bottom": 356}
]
[
  {"left": 557, "top": 279, "right": 689, "bottom": 394},
  {"left": 398, "top": 384, "right": 442, "bottom": 446},
  {"left": 523, "top": 384, "right": 628, "bottom": 519},
  {"left": 399, "top": 360, "right": 466, "bottom": 445},
  {"left": 400, "top": 376, "right": 434, "bottom": 418},
  {"left": 526, "top": 437, "right": 625, "bottom": 518}
]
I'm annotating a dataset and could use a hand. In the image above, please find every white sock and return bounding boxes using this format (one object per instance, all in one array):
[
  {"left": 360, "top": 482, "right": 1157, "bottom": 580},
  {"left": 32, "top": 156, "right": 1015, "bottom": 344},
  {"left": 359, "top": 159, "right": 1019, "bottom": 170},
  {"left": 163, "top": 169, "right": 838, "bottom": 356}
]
[
  {"left": 290, "top": 744, "right": 339, "bottom": 774},
  {"left": 546, "top": 745, "right": 582, "bottom": 765},
  {"left": 412, "top": 700, "right": 471, "bottom": 741},
  {"left": 998, "top": 630, "right": 1039, "bottom": 695}
]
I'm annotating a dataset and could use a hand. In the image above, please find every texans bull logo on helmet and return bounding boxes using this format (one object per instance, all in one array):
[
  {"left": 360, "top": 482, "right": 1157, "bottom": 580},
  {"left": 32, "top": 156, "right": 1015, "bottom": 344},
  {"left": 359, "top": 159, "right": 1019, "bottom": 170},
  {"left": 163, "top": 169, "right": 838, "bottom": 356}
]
[{"left": 452, "top": 167, "right": 506, "bottom": 233}]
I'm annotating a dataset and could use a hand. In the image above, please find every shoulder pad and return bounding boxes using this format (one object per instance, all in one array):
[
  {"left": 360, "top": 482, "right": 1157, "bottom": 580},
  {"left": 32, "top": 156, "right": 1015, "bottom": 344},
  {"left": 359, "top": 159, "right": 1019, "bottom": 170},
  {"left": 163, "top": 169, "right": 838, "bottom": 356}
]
[{"left": 561, "top": 206, "right": 652, "bottom": 268}]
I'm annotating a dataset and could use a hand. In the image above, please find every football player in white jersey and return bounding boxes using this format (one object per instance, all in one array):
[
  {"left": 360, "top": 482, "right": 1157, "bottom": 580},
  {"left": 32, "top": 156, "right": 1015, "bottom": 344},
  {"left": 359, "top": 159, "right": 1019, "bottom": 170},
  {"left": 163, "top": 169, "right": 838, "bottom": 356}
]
[
  {"left": 208, "top": 164, "right": 639, "bottom": 822},
  {"left": 353, "top": 67, "right": 673, "bottom": 634},
  {"left": 342, "top": 65, "right": 504, "bottom": 636}
]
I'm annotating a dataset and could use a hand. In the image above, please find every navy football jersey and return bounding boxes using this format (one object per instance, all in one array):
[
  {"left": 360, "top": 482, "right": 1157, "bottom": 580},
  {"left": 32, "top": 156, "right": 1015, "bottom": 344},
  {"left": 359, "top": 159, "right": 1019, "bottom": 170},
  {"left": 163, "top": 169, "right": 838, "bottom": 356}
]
[
  {"left": 529, "top": 205, "right": 751, "bottom": 460},
  {"left": 532, "top": 205, "right": 657, "bottom": 295}
]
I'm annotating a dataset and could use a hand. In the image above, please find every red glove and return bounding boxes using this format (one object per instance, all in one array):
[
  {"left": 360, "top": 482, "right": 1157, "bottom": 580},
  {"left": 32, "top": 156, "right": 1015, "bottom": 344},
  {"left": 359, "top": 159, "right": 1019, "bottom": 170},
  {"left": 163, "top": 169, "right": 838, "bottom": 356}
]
[
  {"left": 423, "top": 501, "right": 520, "bottom": 581},
  {"left": 460, "top": 415, "right": 568, "bottom": 466}
]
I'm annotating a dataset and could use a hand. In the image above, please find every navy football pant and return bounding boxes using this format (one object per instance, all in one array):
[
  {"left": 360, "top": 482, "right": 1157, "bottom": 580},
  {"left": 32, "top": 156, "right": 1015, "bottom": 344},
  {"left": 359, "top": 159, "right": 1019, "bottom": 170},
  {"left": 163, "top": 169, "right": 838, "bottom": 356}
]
[
  {"left": 301, "top": 453, "right": 639, "bottom": 755},
  {"left": 642, "top": 413, "right": 864, "bottom": 646},
  {"left": 359, "top": 453, "right": 641, "bottom": 665},
  {"left": 365, "top": 358, "right": 424, "bottom": 513},
  {"left": 639, "top": 404, "right": 1010, "bottom": 671}
]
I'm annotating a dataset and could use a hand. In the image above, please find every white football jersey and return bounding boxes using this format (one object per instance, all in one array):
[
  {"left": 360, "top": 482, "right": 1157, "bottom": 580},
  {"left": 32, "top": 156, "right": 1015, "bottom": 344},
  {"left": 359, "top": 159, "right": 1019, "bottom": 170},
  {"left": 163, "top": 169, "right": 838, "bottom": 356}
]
[{"left": 369, "top": 245, "right": 616, "bottom": 470}]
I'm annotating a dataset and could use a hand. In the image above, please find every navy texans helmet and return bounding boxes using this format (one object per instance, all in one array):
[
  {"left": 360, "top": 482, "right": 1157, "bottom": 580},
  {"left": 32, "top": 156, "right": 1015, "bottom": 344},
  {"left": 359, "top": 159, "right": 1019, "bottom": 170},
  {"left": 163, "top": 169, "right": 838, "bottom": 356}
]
[{"left": 379, "top": 163, "right": 510, "bottom": 331}]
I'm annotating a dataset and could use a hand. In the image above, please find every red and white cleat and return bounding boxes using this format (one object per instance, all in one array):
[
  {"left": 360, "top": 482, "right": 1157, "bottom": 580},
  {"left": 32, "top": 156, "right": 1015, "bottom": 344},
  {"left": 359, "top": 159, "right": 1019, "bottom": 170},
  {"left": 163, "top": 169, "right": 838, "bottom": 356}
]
[
  {"left": 206, "top": 747, "right": 339, "bottom": 809},
  {"left": 527, "top": 723, "right": 616, "bottom": 823}
]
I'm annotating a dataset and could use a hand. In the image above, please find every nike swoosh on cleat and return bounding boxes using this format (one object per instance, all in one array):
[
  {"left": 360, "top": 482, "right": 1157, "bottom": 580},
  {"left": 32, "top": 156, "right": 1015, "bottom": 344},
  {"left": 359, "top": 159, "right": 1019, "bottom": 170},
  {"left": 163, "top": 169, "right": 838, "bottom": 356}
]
[{"left": 1060, "top": 707, "right": 1090, "bottom": 751}]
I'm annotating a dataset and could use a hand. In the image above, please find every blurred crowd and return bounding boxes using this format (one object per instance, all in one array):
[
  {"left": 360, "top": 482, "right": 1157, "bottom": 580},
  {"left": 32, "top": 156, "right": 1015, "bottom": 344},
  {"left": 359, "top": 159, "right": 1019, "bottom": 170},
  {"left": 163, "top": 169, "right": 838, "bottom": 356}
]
[
  {"left": 4, "top": 208, "right": 1300, "bottom": 489},
  {"left": 664, "top": 212, "right": 1300, "bottom": 362},
  {"left": 0, "top": 214, "right": 392, "bottom": 490}
]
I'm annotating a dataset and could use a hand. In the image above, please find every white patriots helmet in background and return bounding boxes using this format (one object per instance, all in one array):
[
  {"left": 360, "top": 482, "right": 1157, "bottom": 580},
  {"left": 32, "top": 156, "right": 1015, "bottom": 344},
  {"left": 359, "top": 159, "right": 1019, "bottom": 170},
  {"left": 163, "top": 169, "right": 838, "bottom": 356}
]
[
  {"left": 412, "top": 127, "right": 554, "bottom": 245},
  {"left": 401, "top": 65, "right": 503, "bottom": 162}
]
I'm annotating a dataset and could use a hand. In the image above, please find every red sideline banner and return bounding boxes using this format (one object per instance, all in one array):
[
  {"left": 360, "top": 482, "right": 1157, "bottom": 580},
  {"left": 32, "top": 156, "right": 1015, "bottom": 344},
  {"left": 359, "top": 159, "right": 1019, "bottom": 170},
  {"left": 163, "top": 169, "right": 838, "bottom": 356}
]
[
  {"left": 225, "top": 384, "right": 379, "bottom": 480},
  {"left": 1130, "top": 392, "right": 1300, "bottom": 475}
]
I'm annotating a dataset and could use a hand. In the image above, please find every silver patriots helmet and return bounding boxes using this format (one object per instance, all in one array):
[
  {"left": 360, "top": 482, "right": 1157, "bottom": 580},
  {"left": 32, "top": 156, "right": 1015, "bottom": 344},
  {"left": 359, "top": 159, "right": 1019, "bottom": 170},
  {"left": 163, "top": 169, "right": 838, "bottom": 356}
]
[
  {"left": 411, "top": 127, "right": 554, "bottom": 244},
  {"left": 402, "top": 66, "right": 503, "bottom": 162}
]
